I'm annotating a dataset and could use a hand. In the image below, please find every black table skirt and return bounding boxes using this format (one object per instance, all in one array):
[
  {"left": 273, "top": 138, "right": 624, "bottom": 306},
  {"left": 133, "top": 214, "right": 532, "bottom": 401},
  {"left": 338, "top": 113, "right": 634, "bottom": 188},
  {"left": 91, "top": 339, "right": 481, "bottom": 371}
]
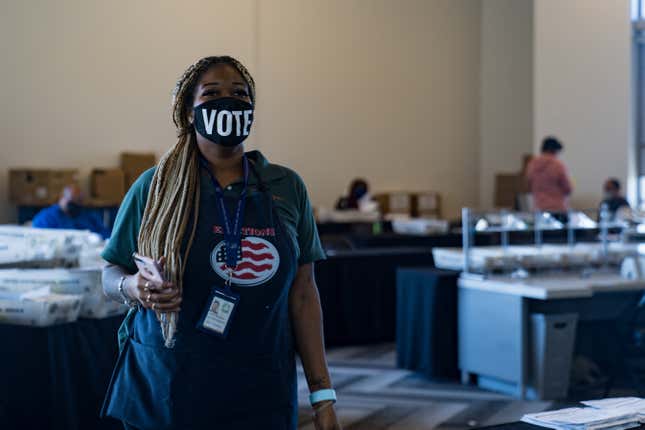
[
  {"left": 396, "top": 267, "right": 460, "bottom": 379},
  {"left": 0, "top": 317, "right": 124, "bottom": 430},
  {"left": 315, "top": 250, "right": 434, "bottom": 346}
]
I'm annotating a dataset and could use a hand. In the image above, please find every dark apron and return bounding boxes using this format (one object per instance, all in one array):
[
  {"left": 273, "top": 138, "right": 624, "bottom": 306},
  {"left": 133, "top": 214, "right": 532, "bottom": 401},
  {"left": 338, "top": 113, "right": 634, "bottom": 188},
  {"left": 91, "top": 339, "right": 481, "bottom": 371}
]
[{"left": 102, "top": 164, "right": 298, "bottom": 430}]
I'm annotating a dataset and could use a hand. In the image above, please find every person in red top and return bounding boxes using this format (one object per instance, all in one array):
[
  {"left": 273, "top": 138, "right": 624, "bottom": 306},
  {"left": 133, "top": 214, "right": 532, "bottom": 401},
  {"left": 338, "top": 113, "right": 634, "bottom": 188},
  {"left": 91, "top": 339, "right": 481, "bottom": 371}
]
[{"left": 526, "top": 137, "right": 573, "bottom": 213}]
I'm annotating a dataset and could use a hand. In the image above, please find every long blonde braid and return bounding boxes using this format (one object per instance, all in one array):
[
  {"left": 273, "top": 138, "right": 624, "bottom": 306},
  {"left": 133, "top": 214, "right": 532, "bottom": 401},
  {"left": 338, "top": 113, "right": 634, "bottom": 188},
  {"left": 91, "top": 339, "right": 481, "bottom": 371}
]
[{"left": 138, "top": 56, "right": 256, "bottom": 348}]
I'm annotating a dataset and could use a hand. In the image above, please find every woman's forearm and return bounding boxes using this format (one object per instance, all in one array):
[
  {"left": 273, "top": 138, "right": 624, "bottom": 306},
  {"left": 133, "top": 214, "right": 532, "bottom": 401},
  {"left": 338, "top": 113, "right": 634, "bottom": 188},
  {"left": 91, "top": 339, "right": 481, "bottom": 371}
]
[
  {"left": 102, "top": 263, "right": 134, "bottom": 303},
  {"left": 289, "top": 263, "right": 332, "bottom": 392}
]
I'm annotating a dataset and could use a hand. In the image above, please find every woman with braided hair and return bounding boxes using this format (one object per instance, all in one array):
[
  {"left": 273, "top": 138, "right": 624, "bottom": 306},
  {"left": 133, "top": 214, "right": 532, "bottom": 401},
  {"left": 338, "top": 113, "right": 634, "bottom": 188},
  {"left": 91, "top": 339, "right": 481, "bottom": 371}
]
[{"left": 101, "top": 56, "right": 340, "bottom": 430}]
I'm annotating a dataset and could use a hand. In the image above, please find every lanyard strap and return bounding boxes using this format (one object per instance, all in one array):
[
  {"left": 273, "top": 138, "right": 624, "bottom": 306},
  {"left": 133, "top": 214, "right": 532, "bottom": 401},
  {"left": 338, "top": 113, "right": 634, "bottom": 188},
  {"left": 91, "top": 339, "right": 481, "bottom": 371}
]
[{"left": 200, "top": 155, "right": 249, "bottom": 281}]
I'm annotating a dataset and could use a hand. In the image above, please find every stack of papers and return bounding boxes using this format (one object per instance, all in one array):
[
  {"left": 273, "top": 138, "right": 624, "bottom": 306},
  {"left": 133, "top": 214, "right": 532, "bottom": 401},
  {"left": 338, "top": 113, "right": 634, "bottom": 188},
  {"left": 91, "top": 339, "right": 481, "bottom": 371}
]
[
  {"left": 0, "top": 286, "right": 83, "bottom": 326},
  {"left": 0, "top": 268, "right": 127, "bottom": 319},
  {"left": 522, "top": 397, "right": 645, "bottom": 430},
  {"left": 582, "top": 398, "right": 645, "bottom": 422},
  {"left": 0, "top": 226, "right": 104, "bottom": 267}
]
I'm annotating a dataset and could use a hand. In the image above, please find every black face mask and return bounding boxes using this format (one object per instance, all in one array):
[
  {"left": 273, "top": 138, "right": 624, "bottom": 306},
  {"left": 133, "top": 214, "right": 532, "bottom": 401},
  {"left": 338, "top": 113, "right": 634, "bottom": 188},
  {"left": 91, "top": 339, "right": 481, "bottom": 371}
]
[
  {"left": 67, "top": 202, "right": 82, "bottom": 217},
  {"left": 193, "top": 97, "right": 254, "bottom": 147}
]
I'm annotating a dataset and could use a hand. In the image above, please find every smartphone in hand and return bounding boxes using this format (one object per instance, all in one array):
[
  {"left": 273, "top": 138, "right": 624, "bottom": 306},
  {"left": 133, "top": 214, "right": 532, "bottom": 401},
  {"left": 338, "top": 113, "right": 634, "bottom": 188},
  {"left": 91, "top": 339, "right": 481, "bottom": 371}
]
[{"left": 132, "top": 253, "right": 165, "bottom": 285}]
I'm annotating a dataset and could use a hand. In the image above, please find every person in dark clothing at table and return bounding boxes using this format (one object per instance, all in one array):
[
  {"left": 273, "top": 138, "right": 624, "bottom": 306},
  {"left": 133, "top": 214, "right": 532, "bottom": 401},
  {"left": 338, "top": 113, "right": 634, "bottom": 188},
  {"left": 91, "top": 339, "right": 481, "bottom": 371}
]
[
  {"left": 600, "top": 178, "right": 630, "bottom": 220},
  {"left": 32, "top": 184, "right": 110, "bottom": 239},
  {"left": 336, "top": 178, "right": 370, "bottom": 210}
]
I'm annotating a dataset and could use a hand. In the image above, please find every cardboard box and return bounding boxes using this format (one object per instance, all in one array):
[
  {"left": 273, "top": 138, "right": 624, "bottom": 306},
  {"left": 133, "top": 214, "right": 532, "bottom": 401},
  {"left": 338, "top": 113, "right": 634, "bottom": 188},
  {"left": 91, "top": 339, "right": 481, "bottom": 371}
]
[
  {"left": 90, "top": 168, "right": 125, "bottom": 205},
  {"left": 494, "top": 173, "right": 529, "bottom": 208},
  {"left": 522, "top": 154, "right": 533, "bottom": 173},
  {"left": 120, "top": 152, "right": 156, "bottom": 188},
  {"left": 9, "top": 169, "right": 79, "bottom": 205},
  {"left": 374, "top": 192, "right": 413, "bottom": 215},
  {"left": 490, "top": 154, "right": 533, "bottom": 209},
  {"left": 413, "top": 192, "right": 442, "bottom": 218}
]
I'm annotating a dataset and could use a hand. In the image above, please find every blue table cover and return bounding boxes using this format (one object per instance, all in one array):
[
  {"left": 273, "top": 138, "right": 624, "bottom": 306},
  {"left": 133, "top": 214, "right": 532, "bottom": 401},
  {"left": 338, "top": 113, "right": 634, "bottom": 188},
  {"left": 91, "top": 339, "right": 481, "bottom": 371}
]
[{"left": 396, "top": 267, "right": 459, "bottom": 379}]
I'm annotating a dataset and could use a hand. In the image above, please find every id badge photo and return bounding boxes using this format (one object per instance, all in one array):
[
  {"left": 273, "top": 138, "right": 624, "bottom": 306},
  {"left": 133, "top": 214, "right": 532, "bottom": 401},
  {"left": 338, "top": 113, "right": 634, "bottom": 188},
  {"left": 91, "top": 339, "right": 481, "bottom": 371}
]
[{"left": 197, "top": 287, "right": 240, "bottom": 339}]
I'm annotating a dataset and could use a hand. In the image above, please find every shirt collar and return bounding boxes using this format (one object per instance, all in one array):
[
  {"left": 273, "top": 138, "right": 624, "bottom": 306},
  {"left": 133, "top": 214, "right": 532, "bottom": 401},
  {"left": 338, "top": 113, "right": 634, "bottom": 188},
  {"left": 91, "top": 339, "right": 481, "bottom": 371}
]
[
  {"left": 199, "top": 150, "right": 286, "bottom": 188},
  {"left": 245, "top": 150, "right": 286, "bottom": 185}
]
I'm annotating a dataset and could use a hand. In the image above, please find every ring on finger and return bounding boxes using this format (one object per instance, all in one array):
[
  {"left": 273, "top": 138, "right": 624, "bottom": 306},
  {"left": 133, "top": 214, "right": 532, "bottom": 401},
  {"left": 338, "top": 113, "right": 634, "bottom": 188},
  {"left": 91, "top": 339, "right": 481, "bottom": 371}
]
[
  {"left": 146, "top": 292, "right": 152, "bottom": 303},
  {"left": 145, "top": 281, "right": 151, "bottom": 289}
]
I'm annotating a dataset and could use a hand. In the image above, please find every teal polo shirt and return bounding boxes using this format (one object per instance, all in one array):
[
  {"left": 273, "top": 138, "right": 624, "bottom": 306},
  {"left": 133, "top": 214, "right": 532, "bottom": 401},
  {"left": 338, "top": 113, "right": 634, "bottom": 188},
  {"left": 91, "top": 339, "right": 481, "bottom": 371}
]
[{"left": 101, "top": 150, "right": 326, "bottom": 273}]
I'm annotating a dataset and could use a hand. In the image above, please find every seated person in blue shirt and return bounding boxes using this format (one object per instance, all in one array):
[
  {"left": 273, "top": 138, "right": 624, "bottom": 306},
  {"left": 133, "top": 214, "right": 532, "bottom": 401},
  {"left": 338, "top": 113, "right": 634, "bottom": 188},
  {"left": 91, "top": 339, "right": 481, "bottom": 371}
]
[
  {"left": 599, "top": 178, "right": 630, "bottom": 221},
  {"left": 32, "top": 184, "right": 110, "bottom": 239}
]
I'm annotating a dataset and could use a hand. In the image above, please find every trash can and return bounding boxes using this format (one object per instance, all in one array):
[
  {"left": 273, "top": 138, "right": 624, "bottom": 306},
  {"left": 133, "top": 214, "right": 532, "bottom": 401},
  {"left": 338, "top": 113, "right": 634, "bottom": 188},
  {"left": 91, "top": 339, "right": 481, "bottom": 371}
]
[{"left": 530, "top": 313, "right": 578, "bottom": 400}]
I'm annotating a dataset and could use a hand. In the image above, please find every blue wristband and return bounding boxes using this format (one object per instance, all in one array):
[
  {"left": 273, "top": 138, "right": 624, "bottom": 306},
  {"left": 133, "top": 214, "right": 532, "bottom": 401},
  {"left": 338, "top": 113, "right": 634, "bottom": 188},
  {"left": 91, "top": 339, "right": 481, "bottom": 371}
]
[{"left": 309, "top": 389, "right": 337, "bottom": 405}]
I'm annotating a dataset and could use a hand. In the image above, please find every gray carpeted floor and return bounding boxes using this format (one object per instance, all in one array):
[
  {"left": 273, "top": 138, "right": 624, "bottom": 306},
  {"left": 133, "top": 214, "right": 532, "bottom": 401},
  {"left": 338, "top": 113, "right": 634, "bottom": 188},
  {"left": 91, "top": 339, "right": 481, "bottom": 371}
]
[{"left": 296, "top": 344, "right": 555, "bottom": 429}]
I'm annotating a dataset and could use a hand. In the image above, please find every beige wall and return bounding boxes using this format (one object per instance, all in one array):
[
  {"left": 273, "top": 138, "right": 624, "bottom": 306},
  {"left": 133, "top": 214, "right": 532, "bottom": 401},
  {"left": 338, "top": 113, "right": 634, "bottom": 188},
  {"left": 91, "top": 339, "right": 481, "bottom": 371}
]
[
  {"left": 0, "top": 0, "right": 637, "bottom": 223},
  {"left": 0, "top": 0, "right": 482, "bottom": 222},
  {"left": 479, "top": 0, "right": 533, "bottom": 210},
  {"left": 0, "top": 0, "right": 258, "bottom": 223},
  {"left": 255, "top": 0, "right": 482, "bottom": 218},
  {"left": 533, "top": 0, "right": 632, "bottom": 210}
]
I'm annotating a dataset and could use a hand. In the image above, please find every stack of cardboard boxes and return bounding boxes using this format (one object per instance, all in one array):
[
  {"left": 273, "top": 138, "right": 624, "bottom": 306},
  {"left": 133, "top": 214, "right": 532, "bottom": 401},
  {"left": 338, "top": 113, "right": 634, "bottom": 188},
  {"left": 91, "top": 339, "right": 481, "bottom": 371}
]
[
  {"left": 90, "top": 169, "right": 126, "bottom": 206},
  {"left": 120, "top": 152, "right": 156, "bottom": 190},
  {"left": 9, "top": 169, "right": 79, "bottom": 206},
  {"left": 88, "top": 152, "right": 156, "bottom": 206},
  {"left": 414, "top": 192, "right": 442, "bottom": 218},
  {"left": 374, "top": 192, "right": 413, "bottom": 217},
  {"left": 9, "top": 152, "right": 156, "bottom": 207},
  {"left": 374, "top": 191, "right": 442, "bottom": 218}
]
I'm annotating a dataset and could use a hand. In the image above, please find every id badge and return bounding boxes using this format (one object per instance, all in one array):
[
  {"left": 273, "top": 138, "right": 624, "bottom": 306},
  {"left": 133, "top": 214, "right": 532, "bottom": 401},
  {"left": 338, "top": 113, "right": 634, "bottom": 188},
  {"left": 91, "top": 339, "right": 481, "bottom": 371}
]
[{"left": 197, "top": 287, "right": 240, "bottom": 339}]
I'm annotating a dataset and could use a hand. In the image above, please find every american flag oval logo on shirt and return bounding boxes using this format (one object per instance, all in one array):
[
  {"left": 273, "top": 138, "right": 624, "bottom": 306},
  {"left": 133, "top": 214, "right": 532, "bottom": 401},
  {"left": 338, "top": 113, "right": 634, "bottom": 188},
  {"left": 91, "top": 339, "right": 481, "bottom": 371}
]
[{"left": 210, "top": 237, "right": 280, "bottom": 287}]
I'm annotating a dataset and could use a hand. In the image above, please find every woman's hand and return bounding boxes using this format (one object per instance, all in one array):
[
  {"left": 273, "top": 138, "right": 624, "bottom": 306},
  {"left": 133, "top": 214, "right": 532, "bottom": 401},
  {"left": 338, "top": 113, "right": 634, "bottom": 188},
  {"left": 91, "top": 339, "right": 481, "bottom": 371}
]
[
  {"left": 124, "top": 257, "right": 182, "bottom": 312},
  {"left": 313, "top": 401, "right": 341, "bottom": 430}
]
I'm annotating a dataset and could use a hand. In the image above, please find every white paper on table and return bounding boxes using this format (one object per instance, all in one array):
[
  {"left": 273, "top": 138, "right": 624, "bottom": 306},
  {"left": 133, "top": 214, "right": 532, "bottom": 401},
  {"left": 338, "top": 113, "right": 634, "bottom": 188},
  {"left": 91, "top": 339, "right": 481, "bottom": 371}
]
[
  {"left": 522, "top": 407, "right": 590, "bottom": 428},
  {"left": 522, "top": 416, "right": 640, "bottom": 430},
  {"left": 582, "top": 398, "right": 645, "bottom": 410},
  {"left": 586, "top": 419, "right": 642, "bottom": 430},
  {"left": 522, "top": 406, "right": 640, "bottom": 430},
  {"left": 582, "top": 398, "right": 645, "bottom": 423}
]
